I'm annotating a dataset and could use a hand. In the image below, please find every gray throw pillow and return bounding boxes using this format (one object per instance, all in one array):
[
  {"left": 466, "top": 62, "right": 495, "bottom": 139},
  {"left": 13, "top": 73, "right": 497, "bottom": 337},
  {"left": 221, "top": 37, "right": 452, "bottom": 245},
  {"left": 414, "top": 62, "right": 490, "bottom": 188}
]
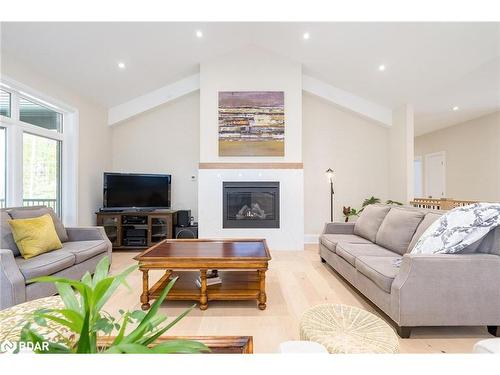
[
  {"left": 9, "top": 206, "right": 69, "bottom": 242},
  {"left": 353, "top": 205, "right": 391, "bottom": 242},
  {"left": 376, "top": 207, "right": 425, "bottom": 255},
  {"left": 0, "top": 211, "right": 20, "bottom": 256}
]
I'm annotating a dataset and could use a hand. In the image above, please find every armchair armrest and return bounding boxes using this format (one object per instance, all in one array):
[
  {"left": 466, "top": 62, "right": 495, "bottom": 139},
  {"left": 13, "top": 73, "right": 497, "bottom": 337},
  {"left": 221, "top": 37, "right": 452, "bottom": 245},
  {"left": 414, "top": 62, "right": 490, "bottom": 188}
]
[
  {"left": 322, "top": 222, "right": 355, "bottom": 235},
  {"left": 391, "top": 253, "right": 500, "bottom": 326},
  {"left": 0, "top": 249, "right": 26, "bottom": 309}
]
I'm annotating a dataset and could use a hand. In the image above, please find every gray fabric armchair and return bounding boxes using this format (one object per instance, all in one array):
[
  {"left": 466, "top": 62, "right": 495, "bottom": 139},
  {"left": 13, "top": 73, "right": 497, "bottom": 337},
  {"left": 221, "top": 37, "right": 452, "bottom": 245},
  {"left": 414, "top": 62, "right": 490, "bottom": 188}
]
[
  {"left": 319, "top": 204, "right": 500, "bottom": 338},
  {"left": 0, "top": 207, "right": 112, "bottom": 310}
]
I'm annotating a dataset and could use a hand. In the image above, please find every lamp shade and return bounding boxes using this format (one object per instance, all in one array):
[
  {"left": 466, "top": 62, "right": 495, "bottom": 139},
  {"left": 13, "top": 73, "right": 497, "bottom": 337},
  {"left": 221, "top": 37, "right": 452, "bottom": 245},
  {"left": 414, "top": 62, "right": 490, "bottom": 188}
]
[{"left": 325, "top": 168, "right": 334, "bottom": 181}]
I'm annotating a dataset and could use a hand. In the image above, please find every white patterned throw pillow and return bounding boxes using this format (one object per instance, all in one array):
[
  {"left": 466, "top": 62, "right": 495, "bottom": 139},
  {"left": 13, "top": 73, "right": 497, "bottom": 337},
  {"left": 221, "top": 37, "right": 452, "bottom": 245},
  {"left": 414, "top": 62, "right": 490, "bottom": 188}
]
[{"left": 411, "top": 203, "right": 500, "bottom": 255}]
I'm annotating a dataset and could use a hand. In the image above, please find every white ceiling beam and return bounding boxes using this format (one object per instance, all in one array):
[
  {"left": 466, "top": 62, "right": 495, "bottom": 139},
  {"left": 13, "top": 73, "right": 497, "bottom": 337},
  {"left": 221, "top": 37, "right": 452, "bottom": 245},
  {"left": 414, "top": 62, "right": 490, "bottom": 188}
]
[
  {"left": 108, "top": 73, "right": 200, "bottom": 125},
  {"left": 108, "top": 72, "right": 392, "bottom": 127},
  {"left": 302, "top": 74, "right": 392, "bottom": 127}
]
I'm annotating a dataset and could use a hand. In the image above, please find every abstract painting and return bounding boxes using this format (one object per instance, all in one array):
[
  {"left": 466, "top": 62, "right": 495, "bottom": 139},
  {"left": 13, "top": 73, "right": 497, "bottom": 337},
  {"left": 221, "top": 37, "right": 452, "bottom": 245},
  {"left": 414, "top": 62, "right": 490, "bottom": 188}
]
[{"left": 218, "top": 91, "right": 284, "bottom": 156}]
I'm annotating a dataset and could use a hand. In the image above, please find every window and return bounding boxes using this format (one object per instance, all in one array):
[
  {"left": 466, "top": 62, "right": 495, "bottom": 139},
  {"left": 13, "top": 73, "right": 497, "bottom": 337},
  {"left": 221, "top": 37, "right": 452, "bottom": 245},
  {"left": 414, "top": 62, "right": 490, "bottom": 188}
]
[
  {"left": 23, "top": 133, "right": 61, "bottom": 215},
  {"left": 0, "top": 90, "right": 10, "bottom": 117},
  {"left": 0, "top": 127, "right": 5, "bottom": 208},
  {"left": 0, "top": 80, "right": 77, "bottom": 225},
  {"left": 19, "top": 98, "right": 63, "bottom": 132}
]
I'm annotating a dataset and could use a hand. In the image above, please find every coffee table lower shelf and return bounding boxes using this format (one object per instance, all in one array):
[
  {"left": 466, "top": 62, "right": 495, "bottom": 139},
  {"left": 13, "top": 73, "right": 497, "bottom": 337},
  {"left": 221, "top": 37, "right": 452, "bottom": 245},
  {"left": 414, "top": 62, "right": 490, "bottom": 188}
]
[{"left": 144, "top": 270, "right": 266, "bottom": 310}]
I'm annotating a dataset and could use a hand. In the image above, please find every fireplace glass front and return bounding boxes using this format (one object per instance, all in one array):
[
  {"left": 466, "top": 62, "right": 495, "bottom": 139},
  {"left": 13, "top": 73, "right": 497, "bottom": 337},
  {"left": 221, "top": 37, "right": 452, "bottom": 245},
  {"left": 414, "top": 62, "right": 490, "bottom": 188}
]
[{"left": 223, "top": 182, "right": 280, "bottom": 228}]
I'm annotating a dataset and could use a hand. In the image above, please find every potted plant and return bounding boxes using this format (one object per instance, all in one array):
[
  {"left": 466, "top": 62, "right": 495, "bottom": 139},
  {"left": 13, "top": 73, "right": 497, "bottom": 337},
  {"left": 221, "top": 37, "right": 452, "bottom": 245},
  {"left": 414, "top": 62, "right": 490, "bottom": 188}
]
[
  {"left": 343, "top": 197, "right": 403, "bottom": 222},
  {"left": 19, "top": 257, "right": 209, "bottom": 354}
]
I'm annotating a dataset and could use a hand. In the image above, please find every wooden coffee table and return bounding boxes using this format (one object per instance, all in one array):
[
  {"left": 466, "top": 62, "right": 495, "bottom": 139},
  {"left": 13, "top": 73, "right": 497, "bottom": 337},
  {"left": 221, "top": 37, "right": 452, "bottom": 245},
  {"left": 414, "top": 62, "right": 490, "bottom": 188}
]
[{"left": 134, "top": 239, "right": 271, "bottom": 311}]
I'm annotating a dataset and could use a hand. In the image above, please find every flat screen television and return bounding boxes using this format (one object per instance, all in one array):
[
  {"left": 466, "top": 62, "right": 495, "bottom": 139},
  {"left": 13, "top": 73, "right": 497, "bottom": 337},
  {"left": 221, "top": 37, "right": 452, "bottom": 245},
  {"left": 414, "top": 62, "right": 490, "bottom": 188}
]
[{"left": 103, "top": 172, "right": 171, "bottom": 210}]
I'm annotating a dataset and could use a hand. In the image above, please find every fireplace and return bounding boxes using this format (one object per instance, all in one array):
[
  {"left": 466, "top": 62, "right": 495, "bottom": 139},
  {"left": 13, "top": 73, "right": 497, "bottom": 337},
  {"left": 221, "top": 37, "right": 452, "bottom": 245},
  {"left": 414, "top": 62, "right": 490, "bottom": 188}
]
[{"left": 223, "top": 182, "right": 280, "bottom": 228}]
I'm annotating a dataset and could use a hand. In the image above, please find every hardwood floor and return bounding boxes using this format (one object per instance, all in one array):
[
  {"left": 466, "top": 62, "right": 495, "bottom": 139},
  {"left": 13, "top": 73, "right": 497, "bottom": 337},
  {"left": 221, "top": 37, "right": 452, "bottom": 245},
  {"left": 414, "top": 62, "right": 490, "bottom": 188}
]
[{"left": 106, "top": 244, "right": 492, "bottom": 353}]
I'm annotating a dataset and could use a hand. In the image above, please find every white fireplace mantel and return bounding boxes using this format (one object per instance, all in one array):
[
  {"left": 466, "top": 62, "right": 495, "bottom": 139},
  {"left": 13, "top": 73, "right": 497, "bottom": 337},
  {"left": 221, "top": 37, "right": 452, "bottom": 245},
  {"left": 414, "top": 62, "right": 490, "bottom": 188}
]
[{"left": 198, "top": 168, "right": 304, "bottom": 251}]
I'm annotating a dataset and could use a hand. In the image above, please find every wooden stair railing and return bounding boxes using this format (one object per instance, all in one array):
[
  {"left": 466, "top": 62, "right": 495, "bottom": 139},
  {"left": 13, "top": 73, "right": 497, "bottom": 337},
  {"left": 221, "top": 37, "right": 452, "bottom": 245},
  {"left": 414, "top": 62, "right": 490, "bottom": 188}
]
[{"left": 410, "top": 198, "right": 478, "bottom": 210}]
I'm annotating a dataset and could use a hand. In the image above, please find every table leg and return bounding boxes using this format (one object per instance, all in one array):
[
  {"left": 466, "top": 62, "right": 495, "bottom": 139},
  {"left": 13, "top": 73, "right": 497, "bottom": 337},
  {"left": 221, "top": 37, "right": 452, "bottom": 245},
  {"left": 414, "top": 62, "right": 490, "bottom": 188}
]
[
  {"left": 258, "top": 269, "right": 267, "bottom": 310},
  {"left": 140, "top": 269, "right": 150, "bottom": 311},
  {"left": 199, "top": 269, "right": 208, "bottom": 310}
]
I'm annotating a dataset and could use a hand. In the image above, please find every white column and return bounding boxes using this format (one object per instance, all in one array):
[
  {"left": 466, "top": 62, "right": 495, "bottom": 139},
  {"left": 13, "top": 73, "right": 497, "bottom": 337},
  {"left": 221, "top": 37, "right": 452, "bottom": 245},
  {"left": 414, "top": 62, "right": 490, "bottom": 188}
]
[{"left": 389, "top": 104, "right": 414, "bottom": 204}]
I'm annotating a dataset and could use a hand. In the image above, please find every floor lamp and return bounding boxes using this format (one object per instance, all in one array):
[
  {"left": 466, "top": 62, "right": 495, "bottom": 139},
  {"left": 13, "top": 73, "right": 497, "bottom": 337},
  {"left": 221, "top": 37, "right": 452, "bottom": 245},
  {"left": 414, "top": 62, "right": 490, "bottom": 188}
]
[{"left": 326, "top": 168, "right": 334, "bottom": 222}]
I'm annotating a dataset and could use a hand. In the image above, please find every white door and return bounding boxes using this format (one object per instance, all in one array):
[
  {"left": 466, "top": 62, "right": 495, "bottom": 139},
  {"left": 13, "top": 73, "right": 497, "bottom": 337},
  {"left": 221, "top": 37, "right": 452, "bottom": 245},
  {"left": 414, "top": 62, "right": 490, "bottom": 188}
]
[{"left": 425, "top": 152, "right": 446, "bottom": 198}]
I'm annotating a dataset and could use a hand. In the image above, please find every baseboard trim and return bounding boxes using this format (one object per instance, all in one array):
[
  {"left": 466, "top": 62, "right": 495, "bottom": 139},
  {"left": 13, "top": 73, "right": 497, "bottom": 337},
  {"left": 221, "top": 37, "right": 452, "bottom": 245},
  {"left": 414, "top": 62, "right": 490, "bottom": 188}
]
[{"left": 304, "top": 234, "right": 320, "bottom": 244}]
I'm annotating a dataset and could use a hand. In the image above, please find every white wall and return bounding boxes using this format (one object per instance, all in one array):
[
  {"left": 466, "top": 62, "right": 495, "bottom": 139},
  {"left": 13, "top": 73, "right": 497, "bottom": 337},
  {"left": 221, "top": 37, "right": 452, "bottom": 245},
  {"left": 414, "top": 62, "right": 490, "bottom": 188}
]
[
  {"left": 198, "top": 169, "right": 304, "bottom": 250},
  {"left": 302, "top": 93, "right": 390, "bottom": 238},
  {"left": 111, "top": 92, "right": 200, "bottom": 218},
  {"left": 414, "top": 111, "right": 500, "bottom": 202},
  {"left": 198, "top": 46, "right": 304, "bottom": 250},
  {"left": 199, "top": 45, "right": 302, "bottom": 163},
  {"left": 1, "top": 57, "right": 111, "bottom": 226}
]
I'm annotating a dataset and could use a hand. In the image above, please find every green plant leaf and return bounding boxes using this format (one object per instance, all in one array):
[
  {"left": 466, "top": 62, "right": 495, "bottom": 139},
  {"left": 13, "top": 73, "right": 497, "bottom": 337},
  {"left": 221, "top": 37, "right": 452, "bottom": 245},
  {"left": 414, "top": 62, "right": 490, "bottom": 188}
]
[
  {"left": 29, "top": 276, "right": 92, "bottom": 306},
  {"left": 92, "top": 277, "right": 115, "bottom": 309},
  {"left": 92, "top": 257, "right": 110, "bottom": 287},
  {"left": 81, "top": 272, "right": 93, "bottom": 287},
  {"left": 386, "top": 199, "right": 403, "bottom": 205},
  {"left": 94, "top": 265, "right": 137, "bottom": 311},
  {"left": 20, "top": 325, "right": 71, "bottom": 353},
  {"left": 55, "top": 282, "right": 81, "bottom": 313},
  {"left": 111, "top": 312, "right": 130, "bottom": 346},
  {"left": 150, "top": 340, "right": 210, "bottom": 354},
  {"left": 34, "top": 311, "right": 80, "bottom": 332},
  {"left": 76, "top": 309, "right": 92, "bottom": 353},
  {"left": 129, "top": 310, "right": 146, "bottom": 321},
  {"left": 104, "top": 343, "right": 154, "bottom": 354},
  {"left": 362, "top": 196, "right": 381, "bottom": 208},
  {"left": 121, "top": 277, "right": 177, "bottom": 344},
  {"left": 139, "top": 304, "right": 195, "bottom": 346},
  {"left": 34, "top": 315, "right": 47, "bottom": 327}
]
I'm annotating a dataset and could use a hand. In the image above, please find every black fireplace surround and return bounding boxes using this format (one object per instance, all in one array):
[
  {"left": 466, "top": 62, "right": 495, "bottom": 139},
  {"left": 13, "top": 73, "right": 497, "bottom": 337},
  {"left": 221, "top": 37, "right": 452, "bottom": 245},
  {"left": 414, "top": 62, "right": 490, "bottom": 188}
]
[{"left": 223, "top": 181, "right": 280, "bottom": 228}]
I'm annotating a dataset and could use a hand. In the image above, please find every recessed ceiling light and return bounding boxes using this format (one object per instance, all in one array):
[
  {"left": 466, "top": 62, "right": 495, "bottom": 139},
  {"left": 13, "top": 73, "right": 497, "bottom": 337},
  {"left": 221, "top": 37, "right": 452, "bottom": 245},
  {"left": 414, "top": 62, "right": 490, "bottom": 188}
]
[
  {"left": 117, "top": 62, "right": 126, "bottom": 69},
  {"left": 196, "top": 30, "right": 203, "bottom": 38},
  {"left": 303, "top": 32, "right": 310, "bottom": 40},
  {"left": 452, "top": 106, "right": 459, "bottom": 111},
  {"left": 378, "top": 64, "right": 386, "bottom": 71}
]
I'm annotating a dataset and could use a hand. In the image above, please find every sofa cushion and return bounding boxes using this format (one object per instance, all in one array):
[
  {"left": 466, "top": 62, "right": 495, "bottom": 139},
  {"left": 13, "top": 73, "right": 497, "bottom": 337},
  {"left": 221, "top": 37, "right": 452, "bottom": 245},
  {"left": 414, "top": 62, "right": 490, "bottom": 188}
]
[
  {"left": 407, "top": 212, "right": 442, "bottom": 251},
  {"left": 320, "top": 234, "right": 371, "bottom": 252},
  {"left": 15, "top": 250, "right": 76, "bottom": 281},
  {"left": 336, "top": 242, "right": 397, "bottom": 266},
  {"left": 355, "top": 256, "right": 400, "bottom": 293},
  {"left": 9, "top": 206, "right": 68, "bottom": 242},
  {"left": 353, "top": 205, "right": 391, "bottom": 242},
  {"left": 375, "top": 208, "right": 425, "bottom": 255},
  {"left": 59, "top": 240, "right": 108, "bottom": 263},
  {"left": 1, "top": 210, "right": 20, "bottom": 256}
]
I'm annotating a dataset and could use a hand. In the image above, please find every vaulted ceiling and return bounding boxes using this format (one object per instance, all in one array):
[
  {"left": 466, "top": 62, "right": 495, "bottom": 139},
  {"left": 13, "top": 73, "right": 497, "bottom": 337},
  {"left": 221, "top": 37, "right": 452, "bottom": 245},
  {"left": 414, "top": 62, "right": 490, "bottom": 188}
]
[{"left": 1, "top": 22, "right": 499, "bottom": 135}]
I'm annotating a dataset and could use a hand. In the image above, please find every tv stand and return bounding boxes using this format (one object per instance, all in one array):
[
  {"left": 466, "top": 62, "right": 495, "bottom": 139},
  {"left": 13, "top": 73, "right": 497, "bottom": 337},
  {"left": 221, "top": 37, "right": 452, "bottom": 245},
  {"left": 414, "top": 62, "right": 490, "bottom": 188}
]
[{"left": 96, "top": 210, "right": 177, "bottom": 250}]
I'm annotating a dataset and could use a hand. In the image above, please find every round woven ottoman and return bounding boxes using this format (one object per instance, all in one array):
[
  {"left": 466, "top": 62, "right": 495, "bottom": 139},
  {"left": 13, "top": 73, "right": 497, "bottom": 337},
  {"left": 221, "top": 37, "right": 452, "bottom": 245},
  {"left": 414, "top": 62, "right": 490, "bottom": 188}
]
[
  {"left": 299, "top": 304, "right": 399, "bottom": 354},
  {"left": 0, "top": 296, "right": 69, "bottom": 350}
]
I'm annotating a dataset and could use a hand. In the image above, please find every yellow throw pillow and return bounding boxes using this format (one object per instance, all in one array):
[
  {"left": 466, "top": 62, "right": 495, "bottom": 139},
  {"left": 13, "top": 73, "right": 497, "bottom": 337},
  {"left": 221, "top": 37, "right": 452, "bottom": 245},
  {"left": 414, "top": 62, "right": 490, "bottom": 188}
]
[{"left": 8, "top": 214, "right": 63, "bottom": 259}]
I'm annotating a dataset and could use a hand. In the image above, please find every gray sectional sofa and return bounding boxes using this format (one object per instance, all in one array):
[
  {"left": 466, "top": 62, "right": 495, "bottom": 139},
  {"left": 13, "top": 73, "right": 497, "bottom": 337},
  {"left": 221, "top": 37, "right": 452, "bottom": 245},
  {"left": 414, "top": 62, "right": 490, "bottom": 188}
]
[
  {"left": 0, "top": 206, "right": 112, "bottom": 310},
  {"left": 319, "top": 204, "right": 500, "bottom": 338}
]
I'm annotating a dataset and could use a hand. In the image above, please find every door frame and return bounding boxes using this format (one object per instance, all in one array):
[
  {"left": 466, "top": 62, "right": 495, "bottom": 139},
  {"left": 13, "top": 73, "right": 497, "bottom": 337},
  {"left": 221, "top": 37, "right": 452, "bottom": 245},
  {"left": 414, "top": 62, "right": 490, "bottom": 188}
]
[
  {"left": 414, "top": 155, "right": 423, "bottom": 198},
  {"left": 424, "top": 151, "right": 446, "bottom": 198}
]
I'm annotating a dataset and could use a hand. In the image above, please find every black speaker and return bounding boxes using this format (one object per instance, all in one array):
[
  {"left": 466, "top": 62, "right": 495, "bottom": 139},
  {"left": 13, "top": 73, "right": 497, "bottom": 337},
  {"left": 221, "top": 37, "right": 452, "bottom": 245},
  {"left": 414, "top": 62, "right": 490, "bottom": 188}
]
[
  {"left": 175, "top": 226, "right": 198, "bottom": 239},
  {"left": 177, "top": 210, "right": 191, "bottom": 227}
]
